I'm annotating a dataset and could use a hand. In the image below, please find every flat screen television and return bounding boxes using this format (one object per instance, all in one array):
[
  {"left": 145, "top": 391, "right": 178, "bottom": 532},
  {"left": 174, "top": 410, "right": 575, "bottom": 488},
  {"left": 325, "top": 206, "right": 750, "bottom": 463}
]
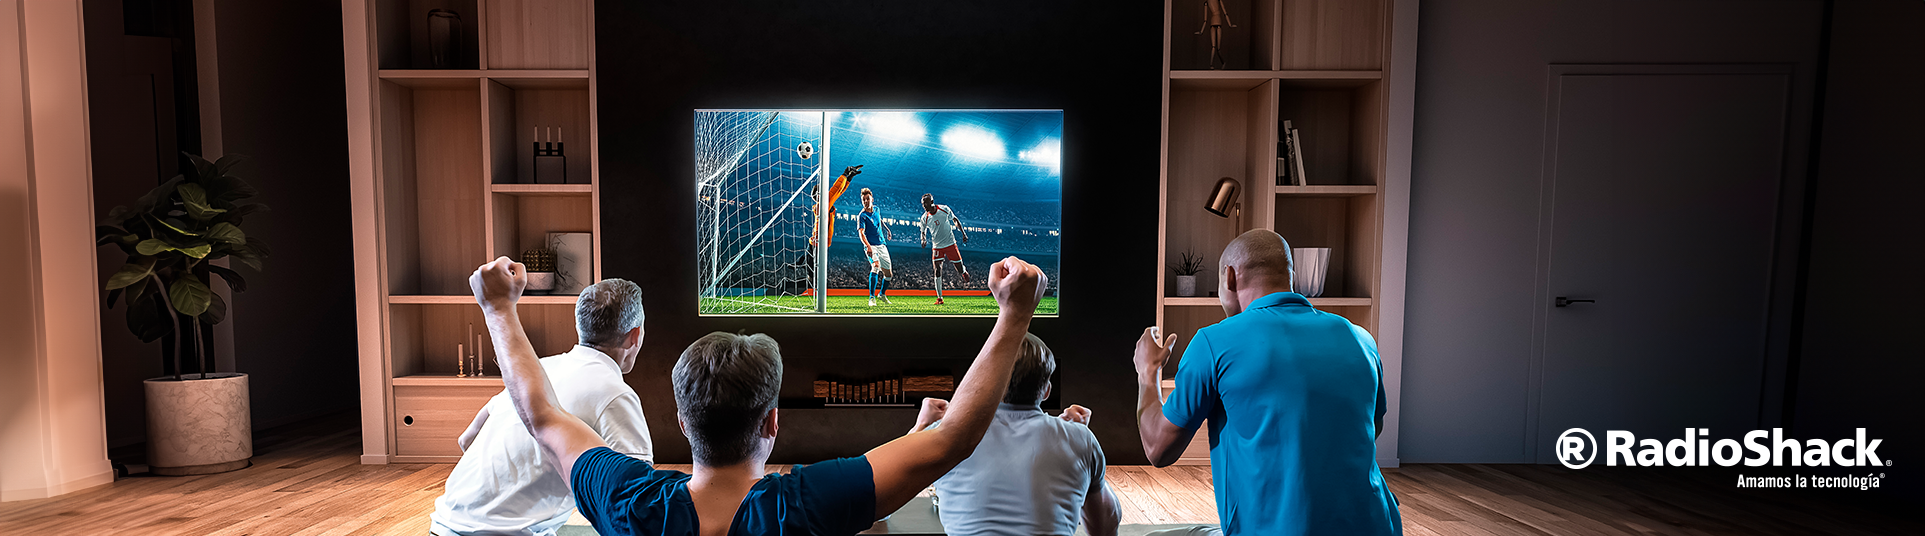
[{"left": 694, "top": 110, "right": 1062, "bottom": 316}]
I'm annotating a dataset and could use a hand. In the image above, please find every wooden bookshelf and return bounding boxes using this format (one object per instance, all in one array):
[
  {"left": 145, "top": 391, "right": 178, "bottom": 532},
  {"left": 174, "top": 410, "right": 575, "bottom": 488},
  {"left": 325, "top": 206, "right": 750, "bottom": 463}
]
[
  {"left": 344, "top": 0, "right": 599, "bottom": 463},
  {"left": 1156, "top": 0, "right": 1415, "bottom": 466}
]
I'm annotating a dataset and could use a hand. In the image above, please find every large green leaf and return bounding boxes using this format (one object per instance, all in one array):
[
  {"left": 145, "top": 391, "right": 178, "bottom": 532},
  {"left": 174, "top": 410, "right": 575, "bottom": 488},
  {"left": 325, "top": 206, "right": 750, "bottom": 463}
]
[
  {"left": 133, "top": 176, "right": 184, "bottom": 214},
  {"left": 205, "top": 264, "right": 248, "bottom": 292},
  {"left": 177, "top": 183, "right": 227, "bottom": 221},
  {"left": 148, "top": 214, "right": 200, "bottom": 237},
  {"left": 105, "top": 259, "right": 156, "bottom": 290},
  {"left": 126, "top": 292, "right": 171, "bottom": 343},
  {"left": 169, "top": 276, "right": 212, "bottom": 317},
  {"left": 178, "top": 243, "right": 212, "bottom": 259},
  {"left": 102, "top": 205, "right": 132, "bottom": 225},
  {"left": 199, "top": 291, "right": 227, "bottom": 325},
  {"left": 136, "top": 239, "right": 173, "bottom": 256},
  {"left": 230, "top": 246, "right": 262, "bottom": 271},
  {"left": 205, "top": 222, "right": 245, "bottom": 245}
]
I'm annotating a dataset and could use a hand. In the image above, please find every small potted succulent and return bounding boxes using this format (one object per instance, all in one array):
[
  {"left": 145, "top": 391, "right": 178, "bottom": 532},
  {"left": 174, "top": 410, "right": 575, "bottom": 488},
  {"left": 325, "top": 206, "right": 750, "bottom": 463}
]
[
  {"left": 1169, "top": 247, "right": 1206, "bottom": 297},
  {"left": 522, "top": 248, "right": 557, "bottom": 294}
]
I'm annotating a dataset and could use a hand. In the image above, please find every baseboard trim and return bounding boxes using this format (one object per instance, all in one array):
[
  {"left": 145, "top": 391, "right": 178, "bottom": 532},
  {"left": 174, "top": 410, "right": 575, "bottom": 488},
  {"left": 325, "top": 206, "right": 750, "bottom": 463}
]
[
  {"left": 360, "top": 454, "right": 389, "bottom": 465},
  {"left": 1378, "top": 457, "right": 1401, "bottom": 468},
  {"left": 0, "top": 468, "right": 115, "bottom": 502}
]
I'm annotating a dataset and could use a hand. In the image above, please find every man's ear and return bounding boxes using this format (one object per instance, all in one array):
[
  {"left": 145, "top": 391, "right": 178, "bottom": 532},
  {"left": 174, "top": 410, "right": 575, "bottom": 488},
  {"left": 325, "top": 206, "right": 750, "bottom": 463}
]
[
  {"left": 623, "top": 326, "right": 643, "bottom": 349},
  {"left": 762, "top": 408, "right": 780, "bottom": 438},
  {"left": 677, "top": 417, "right": 689, "bottom": 438},
  {"left": 1222, "top": 265, "right": 1239, "bottom": 293},
  {"left": 1040, "top": 381, "right": 1052, "bottom": 402}
]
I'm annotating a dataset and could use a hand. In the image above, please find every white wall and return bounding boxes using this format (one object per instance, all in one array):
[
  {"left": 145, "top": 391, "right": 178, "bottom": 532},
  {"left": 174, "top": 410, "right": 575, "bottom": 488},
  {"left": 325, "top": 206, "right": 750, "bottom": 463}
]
[{"left": 0, "top": 0, "right": 115, "bottom": 501}]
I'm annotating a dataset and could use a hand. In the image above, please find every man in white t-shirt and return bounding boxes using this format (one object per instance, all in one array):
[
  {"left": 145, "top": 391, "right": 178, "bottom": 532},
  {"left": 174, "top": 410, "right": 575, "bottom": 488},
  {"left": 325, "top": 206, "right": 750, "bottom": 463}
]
[{"left": 430, "top": 279, "right": 654, "bottom": 536}]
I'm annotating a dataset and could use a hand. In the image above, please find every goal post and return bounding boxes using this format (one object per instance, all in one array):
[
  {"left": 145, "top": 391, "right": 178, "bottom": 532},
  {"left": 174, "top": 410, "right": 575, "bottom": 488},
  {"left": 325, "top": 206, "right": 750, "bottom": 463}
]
[{"left": 693, "top": 111, "right": 825, "bottom": 314}]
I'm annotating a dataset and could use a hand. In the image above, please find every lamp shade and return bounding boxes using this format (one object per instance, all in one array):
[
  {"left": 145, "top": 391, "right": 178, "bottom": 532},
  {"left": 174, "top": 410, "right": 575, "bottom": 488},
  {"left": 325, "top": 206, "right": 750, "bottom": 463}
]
[{"left": 1206, "top": 177, "right": 1240, "bottom": 218}]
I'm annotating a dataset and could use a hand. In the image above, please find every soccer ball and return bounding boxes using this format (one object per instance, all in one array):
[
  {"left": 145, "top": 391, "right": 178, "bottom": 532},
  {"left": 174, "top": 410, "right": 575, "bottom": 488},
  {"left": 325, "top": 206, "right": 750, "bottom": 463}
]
[{"left": 796, "top": 141, "right": 815, "bottom": 160}]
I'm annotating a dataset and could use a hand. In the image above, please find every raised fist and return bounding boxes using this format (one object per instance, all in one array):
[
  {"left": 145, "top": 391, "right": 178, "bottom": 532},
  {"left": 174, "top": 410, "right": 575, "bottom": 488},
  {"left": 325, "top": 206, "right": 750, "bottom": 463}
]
[
  {"left": 469, "top": 256, "right": 527, "bottom": 314},
  {"left": 987, "top": 256, "right": 1045, "bottom": 314}
]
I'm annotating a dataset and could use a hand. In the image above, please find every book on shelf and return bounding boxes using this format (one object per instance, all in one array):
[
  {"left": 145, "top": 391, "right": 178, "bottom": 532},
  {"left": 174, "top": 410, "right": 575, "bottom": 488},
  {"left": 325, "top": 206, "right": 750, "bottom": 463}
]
[
  {"left": 1288, "top": 122, "right": 1308, "bottom": 187},
  {"left": 813, "top": 374, "right": 950, "bottom": 405}
]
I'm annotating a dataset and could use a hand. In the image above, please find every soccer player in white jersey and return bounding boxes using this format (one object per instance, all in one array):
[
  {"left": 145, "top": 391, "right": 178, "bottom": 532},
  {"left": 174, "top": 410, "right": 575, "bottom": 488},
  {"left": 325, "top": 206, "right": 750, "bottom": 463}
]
[{"left": 919, "top": 193, "right": 970, "bottom": 305}]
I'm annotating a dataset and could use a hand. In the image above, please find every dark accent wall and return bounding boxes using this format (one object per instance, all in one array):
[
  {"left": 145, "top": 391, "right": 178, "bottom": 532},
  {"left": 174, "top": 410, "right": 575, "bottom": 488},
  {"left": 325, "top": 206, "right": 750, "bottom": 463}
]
[
  {"left": 594, "top": 2, "right": 1164, "bottom": 464},
  {"left": 1398, "top": 0, "right": 1826, "bottom": 462},
  {"left": 1792, "top": 0, "right": 1923, "bottom": 500},
  {"left": 209, "top": 0, "right": 359, "bottom": 432}
]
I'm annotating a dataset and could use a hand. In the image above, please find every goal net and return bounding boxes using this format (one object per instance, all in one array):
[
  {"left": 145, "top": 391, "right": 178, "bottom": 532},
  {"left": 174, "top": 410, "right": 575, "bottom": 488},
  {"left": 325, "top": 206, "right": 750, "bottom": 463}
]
[{"left": 695, "top": 111, "right": 823, "bottom": 314}]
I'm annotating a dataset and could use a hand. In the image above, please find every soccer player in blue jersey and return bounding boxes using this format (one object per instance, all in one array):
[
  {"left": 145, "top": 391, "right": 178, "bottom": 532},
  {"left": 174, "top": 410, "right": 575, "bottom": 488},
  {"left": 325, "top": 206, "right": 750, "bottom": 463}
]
[{"left": 858, "top": 188, "right": 894, "bottom": 307}]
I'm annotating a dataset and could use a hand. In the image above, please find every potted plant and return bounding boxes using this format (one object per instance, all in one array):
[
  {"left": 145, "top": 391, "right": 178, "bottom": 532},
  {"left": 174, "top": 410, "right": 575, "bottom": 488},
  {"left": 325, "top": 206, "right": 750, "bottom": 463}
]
[
  {"left": 1169, "top": 247, "right": 1205, "bottom": 297},
  {"left": 96, "top": 153, "right": 270, "bottom": 476}
]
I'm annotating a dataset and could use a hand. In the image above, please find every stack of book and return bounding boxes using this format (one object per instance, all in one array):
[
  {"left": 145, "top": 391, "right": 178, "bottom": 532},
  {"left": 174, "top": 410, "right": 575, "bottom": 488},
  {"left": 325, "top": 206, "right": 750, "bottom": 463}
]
[{"left": 813, "top": 375, "right": 955, "bottom": 406}]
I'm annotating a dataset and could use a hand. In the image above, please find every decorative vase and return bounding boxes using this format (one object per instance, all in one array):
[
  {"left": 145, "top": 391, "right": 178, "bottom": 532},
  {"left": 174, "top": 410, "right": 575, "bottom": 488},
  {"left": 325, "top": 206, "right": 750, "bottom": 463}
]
[
  {"left": 526, "top": 271, "right": 556, "bottom": 294},
  {"left": 1176, "top": 275, "right": 1198, "bottom": 297},
  {"left": 144, "top": 373, "right": 252, "bottom": 476},
  {"left": 427, "top": 9, "right": 461, "bottom": 69},
  {"left": 1292, "top": 247, "right": 1332, "bottom": 298}
]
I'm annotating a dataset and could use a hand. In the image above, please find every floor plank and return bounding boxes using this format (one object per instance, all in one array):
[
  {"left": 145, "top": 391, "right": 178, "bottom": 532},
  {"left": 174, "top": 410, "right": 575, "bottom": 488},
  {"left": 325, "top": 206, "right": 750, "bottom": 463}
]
[{"left": 0, "top": 413, "right": 1907, "bottom": 535}]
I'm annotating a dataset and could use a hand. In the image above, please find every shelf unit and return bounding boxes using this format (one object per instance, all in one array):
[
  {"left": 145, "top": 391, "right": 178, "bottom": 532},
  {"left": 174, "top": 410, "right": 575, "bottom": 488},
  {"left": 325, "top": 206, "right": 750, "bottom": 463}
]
[
  {"left": 344, "top": 0, "right": 599, "bottom": 463},
  {"left": 1157, "top": 0, "right": 1415, "bottom": 466}
]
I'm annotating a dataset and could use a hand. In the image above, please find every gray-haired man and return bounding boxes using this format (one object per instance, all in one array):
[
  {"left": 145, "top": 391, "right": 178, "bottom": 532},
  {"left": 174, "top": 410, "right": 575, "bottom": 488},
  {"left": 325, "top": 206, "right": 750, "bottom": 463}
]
[{"left": 430, "top": 279, "right": 654, "bottom": 536}]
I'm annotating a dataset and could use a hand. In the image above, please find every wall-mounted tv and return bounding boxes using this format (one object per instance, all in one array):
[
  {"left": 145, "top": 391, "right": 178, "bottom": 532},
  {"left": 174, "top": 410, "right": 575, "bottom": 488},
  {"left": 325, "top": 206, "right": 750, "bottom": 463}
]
[{"left": 695, "top": 110, "right": 1062, "bottom": 316}]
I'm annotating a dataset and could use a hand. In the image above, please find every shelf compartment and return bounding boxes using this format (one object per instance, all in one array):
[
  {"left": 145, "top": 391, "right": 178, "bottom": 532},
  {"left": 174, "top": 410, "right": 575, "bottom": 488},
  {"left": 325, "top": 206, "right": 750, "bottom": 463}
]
[
  {"left": 1278, "top": 0, "right": 1385, "bottom": 70},
  {"left": 1277, "top": 79, "right": 1384, "bottom": 186},
  {"left": 490, "top": 183, "right": 592, "bottom": 196},
  {"left": 1272, "top": 195, "right": 1378, "bottom": 301},
  {"left": 485, "top": 79, "right": 591, "bottom": 185},
  {"left": 375, "top": 0, "right": 482, "bottom": 70},
  {"left": 1165, "top": 80, "right": 1280, "bottom": 297},
  {"left": 489, "top": 192, "right": 593, "bottom": 261},
  {"left": 379, "top": 79, "right": 487, "bottom": 296},
  {"left": 1274, "top": 185, "right": 1377, "bottom": 197},
  {"left": 394, "top": 384, "right": 496, "bottom": 457},
  {"left": 386, "top": 303, "right": 579, "bottom": 378},
  {"left": 393, "top": 374, "right": 505, "bottom": 387},
  {"left": 484, "top": 0, "right": 590, "bottom": 70},
  {"left": 1170, "top": 0, "right": 1279, "bottom": 70},
  {"left": 381, "top": 69, "right": 589, "bottom": 81}
]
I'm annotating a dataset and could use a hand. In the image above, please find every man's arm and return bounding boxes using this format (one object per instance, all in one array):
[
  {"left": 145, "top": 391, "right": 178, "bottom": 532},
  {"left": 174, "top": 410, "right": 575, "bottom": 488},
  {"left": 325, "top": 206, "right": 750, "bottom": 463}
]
[
  {"left": 865, "top": 257, "right": 1044, "bottom": 517},
  {"left": 457, "top": 405, "right": 491, "bottom": 452},
  {"left": 598, "top": 393, "right": 655, "bottom": 463},
  {"left": 470, "top": 257, "right": 609, "bottom": 485},
  {"left": 1082, "top": 481, "right": 1122, "bottom": 536},
  {"left": 1134, "top": 327, "right": 1201, "bottom": 467},
  {"left": 948, "top": 209, "right": 968, "bottom": 244}
]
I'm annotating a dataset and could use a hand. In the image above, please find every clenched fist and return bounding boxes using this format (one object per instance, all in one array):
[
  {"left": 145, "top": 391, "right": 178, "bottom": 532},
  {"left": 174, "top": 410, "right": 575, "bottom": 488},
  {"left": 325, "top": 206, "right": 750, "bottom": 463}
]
[
  {"left": 469, "top": 256, "right": 527, "bottom": 314},
  {"left": 987, "top": 256, "right": 1046, "bottom": 315}
]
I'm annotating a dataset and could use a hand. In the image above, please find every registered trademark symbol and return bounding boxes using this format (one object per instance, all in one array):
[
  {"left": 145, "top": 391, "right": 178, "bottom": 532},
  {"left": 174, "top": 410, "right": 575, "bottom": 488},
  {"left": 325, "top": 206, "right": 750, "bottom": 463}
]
[{"left": 1888, "top": 460, "right": 1895, "bottom": 467}]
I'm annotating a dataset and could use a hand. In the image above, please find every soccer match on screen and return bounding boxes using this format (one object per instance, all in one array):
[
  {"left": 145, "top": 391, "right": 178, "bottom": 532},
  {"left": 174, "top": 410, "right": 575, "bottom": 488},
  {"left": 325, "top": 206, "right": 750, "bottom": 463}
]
[{"left": 694, "top": 110, "right": 1062, "bottom": 316}]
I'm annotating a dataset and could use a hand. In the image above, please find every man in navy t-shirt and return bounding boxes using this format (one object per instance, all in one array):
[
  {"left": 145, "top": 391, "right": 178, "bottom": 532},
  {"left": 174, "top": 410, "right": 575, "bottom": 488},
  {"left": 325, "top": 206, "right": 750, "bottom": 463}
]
[
  {"left": 1131, "top": 229, "right": 1401, "bottom": 536},
  {"left": 467, "top": 254, "right": 1048, "bottom": 535}
]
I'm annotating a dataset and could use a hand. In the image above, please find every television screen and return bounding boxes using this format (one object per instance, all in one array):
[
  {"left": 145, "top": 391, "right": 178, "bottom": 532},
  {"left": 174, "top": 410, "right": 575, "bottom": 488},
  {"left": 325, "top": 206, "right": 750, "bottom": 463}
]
[{"left": 694, "top": 110, "right": 1062, "bottom": 316}]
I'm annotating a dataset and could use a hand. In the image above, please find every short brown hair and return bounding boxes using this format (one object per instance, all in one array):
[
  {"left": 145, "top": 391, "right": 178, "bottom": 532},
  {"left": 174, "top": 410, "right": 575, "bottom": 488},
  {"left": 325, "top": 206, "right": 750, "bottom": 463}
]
[
  {"left": 672, "top": 332, "right": 783, "bottom": 465},
  {"left": 1004, "top": 333, "right": 1056, "bottom": 405},
  {"left": 860, "top": 187, "right": 872, "bottom": 196}
]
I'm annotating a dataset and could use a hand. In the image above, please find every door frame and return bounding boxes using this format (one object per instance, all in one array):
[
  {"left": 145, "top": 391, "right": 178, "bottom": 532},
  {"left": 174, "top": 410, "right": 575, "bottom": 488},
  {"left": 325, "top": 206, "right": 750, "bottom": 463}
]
[{"left": 1524, "top": 63, "right": 1804, "bottom": 462}]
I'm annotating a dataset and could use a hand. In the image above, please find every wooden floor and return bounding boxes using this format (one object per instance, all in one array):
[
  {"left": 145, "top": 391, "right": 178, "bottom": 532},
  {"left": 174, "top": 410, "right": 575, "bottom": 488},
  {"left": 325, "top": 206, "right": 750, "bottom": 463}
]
[{"left": 0, "top": 413, "right": 1905, "bottom": 535}]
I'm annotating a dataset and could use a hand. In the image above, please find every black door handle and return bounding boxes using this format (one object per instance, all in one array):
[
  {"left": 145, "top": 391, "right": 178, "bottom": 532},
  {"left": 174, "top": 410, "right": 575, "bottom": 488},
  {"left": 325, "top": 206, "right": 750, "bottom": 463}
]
[{"left": 1555, "top": 297, "right": 1595, "bottom": 307}]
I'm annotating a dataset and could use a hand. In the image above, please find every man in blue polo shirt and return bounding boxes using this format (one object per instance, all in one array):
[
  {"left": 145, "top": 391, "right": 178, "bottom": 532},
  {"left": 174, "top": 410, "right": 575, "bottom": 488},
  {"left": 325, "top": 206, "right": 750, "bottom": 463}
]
[{"left": 1132, "top": 229, "right": 1401, "bottom": 536}]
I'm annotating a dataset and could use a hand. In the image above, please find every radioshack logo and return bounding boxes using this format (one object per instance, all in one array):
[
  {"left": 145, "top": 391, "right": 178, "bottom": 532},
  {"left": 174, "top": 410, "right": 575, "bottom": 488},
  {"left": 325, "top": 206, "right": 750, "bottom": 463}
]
[{"left": 1557, "top": 428, "right": 1890, "bottom": 469}]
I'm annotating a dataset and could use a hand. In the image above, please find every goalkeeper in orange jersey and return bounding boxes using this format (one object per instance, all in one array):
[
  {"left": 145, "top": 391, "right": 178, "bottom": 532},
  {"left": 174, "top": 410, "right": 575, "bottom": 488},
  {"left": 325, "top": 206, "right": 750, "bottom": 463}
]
[{"left": 808, "top": 165, "right": 864, "bottom": 249}]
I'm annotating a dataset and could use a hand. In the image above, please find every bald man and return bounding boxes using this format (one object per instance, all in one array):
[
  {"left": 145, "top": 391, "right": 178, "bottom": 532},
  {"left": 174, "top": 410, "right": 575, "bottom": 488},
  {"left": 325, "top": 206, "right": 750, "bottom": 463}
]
[{"left": 1131, "top": 229, "right": 1401, "bottom": 536}]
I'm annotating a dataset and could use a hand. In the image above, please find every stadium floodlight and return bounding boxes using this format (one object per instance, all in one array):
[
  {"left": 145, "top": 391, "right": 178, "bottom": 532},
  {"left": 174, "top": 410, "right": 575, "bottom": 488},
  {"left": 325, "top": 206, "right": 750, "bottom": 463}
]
[
  {"left": 855, "top": 112, "right": 926, "bottom": 143},
  {"left": 941, "top": 126, "right": 1005, "bottom": 160},
  {"left": 1019, "top": 139, "right": 1061, "bottom": 174}
]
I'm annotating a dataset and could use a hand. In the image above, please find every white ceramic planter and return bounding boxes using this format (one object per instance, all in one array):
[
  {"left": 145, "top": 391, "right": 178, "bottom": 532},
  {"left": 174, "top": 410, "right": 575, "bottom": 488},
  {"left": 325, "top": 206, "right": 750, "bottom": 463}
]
[
  {"left": 144, "top": 373, "right": 252, "bottom": 475},
  {"left": 1176, "top": 275, "right": 1198, "bottom": 297}
]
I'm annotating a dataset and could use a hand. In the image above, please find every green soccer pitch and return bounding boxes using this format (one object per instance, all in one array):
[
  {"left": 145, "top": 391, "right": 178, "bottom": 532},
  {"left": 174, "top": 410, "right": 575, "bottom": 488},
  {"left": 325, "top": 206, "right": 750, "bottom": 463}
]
[{"left": 700, "top": 295, "right": 1059, "bottom": 316}]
